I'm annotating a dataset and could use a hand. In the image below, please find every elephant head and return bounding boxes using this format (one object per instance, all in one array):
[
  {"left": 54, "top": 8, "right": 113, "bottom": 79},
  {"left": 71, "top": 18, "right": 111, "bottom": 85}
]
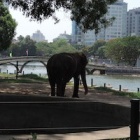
[{"left": 47, "top": 52, "right": 88, "bottom": 98}]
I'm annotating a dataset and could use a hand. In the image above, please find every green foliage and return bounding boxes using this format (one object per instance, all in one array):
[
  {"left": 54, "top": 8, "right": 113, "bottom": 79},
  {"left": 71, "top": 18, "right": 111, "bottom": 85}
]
[
  {"left": 0, "top": 74, "right": 48, "bottom": 83},
  {"left": 36, "top": 41, "right": 50, "bottom": 56},
  {"left": 95, "top": 87, "right": 140, "bottom": 98},
  {"left": 81, "top": 46, "right": 91, "bottom": 57},
  {"left": 105, "top": 38, "right": 124, "bottom": 64},
  {"left": 0, "top": 2, "right": 17, "bottom": 51},
  {"left": 71, "top": 0, "right": 116, "bottom": 33},
  {"left": 49, "top": 39, "right": 77, "bottom": 54},
  {"left": 88, "top": 40, "right": 106, "bottom": 58},
  {"left": 97, "top": 46, "right": 106, "bottom": 59},
  {"left": 19, "top": 74, "right": 48, "bottom": 82},
  {"left": 6, "top": 35, "right": 36, "bottom": 56},
  {"left": 31, "top": 133, "right": 37, "bottom": 140},
  {"left": 105, "top": 36, "right": 140, "bottom": 66},
  {"left": 3, "top": 38, "right": 77, "bottom": 57},
  {"left": 6, "top": 0, "right": 117, "bottom": 33},
  {"left": 121, "top": 36, "right": 140, "bottom": 66}
]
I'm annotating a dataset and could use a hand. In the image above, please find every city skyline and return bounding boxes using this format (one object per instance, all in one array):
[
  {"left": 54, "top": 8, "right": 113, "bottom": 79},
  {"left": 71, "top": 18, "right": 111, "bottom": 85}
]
[{"left": 9, "top": 0, "right": 140, "bottom": 42}]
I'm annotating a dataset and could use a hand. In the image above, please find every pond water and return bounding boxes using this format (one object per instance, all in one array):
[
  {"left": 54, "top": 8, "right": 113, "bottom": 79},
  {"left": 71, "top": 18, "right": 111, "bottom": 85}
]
[{"left": 0, "top": 62, "right": 140, "bottom": 92}]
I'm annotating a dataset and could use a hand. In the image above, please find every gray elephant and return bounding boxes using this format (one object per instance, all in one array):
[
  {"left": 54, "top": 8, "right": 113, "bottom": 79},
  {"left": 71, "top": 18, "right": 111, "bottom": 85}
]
[{"left": 47, "top": 52, "right": 88, "bottom": 98}]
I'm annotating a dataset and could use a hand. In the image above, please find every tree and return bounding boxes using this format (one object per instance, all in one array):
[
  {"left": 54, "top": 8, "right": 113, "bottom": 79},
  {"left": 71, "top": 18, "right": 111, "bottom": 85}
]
[
  {"left": 6, "top": 0, "right": 117, "bottom": 33},
  {"left": 97, "top": 46, "right": 106, "bottom": 59},
  {"left": 121, "top": 36, "right": 140, "bottom": 66},
  {"left": 50, "top": 39, "right": 76, "bottom": 54},
  {"left": 105, "top": 38, "right": 126, "bottom": 65},
  {"left": 36, "top": 41, "right": 50, "bottom": 56},
  {"left": 36, "top": 39, "right": 77, "bottom": 56},
  {"left": 89, "top": 40, "right": 106, "bottom": 57},
  {"left": 81, "top": 46, "right": 91, "bottom": 57},
  {"left": 105, "top": 37, "right": 140, "bottom": 66},
  {"left": 0, "top": 2, "right": 17, "bottom": 51},
  {"left": 7, "top": 35, "right": 37, "bottom": 56}
]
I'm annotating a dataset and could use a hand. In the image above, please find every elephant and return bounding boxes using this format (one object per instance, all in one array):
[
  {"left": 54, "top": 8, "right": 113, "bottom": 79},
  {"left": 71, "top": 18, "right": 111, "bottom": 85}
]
[{"left": 47, "top": 52, "right": 88, "bottom": 98}]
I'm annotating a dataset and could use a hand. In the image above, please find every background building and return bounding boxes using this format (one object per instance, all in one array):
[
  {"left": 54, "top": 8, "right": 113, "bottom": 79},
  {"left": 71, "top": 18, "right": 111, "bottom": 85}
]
[
  {"left": 72, "top": 0, "right": 127, "bottom": 46},
  {"left": 31, "top": 30, "right": 46, "bottom": 42},
  {"left": 53, "top": 31, "right": 72, "bottom": 43},
  {"left": 127, "top": 8, "right": 140, "bottom": 36},
  {"left": 72, "top": 21, "right": 85, "bottom": 45}
]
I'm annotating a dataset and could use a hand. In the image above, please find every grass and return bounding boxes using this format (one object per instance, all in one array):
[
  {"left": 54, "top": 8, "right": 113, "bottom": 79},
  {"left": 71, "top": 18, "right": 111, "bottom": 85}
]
[
  {"left": 0, "top": 72, "right": 16, "bottom": 78},
  {"left": 0, "top": 73, "right": 48, "bottom": 83},
  {"left": 0, "top": 73, "right": 140, "bottom": 99},
  {"left": 93, "top": 86, "right": 140, "bottom": 98}
]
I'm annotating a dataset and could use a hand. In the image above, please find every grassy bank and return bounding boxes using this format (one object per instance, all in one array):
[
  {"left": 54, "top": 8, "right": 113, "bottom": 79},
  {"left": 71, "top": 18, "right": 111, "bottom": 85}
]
[
  {"left": 93, "top": 86, "right": 140, "bottom": 98},
  {"left": 0, "top": 73, "right": 48, "bottom": 83},
  {"left": 0, "top": 73, "right": 140, "bottom": 99}
]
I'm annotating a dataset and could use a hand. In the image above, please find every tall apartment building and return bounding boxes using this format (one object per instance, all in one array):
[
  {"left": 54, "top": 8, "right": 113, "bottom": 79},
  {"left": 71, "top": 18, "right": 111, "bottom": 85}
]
[
  {"left": 72, "top": 0, "right": 127, "bottom": 46},
  {"left": 127, "top": 8, "right": 140, "bottom": 36},
  {"left": 31, "top": 30, "right": 45, "bottom": 42}
]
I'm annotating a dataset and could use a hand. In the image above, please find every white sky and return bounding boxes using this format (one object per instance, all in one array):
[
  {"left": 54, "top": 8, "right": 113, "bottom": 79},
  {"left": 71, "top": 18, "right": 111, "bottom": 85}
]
[{"left": 9, "top": 0, "right": 140, "bottom": 42}]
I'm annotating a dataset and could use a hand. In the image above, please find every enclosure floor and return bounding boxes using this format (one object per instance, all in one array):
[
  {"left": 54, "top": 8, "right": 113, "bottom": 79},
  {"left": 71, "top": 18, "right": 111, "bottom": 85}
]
[{"left": 0, "top": 125, "right": 139, "bottom": 140}]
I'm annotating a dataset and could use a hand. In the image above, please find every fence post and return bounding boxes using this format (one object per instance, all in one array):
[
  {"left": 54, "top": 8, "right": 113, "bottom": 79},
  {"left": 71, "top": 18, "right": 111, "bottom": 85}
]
[
  {"left": 91, "top": 79, "right": 93, "bottom": 87},
  {"left": 119, "top": 85, "right": 121, "bottom": 92},
  {"left": 104, "top": 83, "right": 106, "bottom": 88},
  {"left": 138, "top": 88, "right": 140, "bottom": 93},
  {"left": 130, "top": 99, "right": 139, "bottom": 140}
]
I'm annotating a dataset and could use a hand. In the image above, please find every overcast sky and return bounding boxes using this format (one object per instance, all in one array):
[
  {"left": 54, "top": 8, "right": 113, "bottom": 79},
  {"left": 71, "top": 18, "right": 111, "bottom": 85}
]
[{"left": 9, "top": 0, "right": 140, "bottom": 42}]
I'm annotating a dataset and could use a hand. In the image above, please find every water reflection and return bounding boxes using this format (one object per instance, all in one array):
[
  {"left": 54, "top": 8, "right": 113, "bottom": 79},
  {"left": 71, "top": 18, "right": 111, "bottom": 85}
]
[
  {"left": 87, "top": 75, "right": 140, "bottom": 92},
  {"left": 0, "top": 62, "right": 140, "bottom": 92}
]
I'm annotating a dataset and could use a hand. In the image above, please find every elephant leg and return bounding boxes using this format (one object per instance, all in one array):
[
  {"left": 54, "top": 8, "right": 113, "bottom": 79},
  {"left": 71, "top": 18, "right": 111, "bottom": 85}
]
[
  {"left": 56, "top": 80, "right": 66, "bottom": 97},
  {"left": 72, "top": 76, "right": 79, "bottom": 98},
  {"left": 56, "top": 82, "right": 62, "bottom": 96},
  {"left": 61, "top": 81, "right": 66, "bottom": 97},
  {"left": 50, "top": 81, "right": 55, "bottom": 96}
]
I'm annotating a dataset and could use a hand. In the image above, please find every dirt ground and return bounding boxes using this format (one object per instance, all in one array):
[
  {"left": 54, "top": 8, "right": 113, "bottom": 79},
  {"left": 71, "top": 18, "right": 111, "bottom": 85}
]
[{"left": 0, "top": 82, "right": 132, "bottom": 107}]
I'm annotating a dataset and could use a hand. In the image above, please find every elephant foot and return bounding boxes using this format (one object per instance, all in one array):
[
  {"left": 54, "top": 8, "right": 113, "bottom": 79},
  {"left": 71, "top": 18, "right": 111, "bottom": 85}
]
[
  {"left": 51, "top": 93, "right": 55, "bottom": 96},
  {"left": 72, "top": 95, "right": 79, "bottom": 98}
]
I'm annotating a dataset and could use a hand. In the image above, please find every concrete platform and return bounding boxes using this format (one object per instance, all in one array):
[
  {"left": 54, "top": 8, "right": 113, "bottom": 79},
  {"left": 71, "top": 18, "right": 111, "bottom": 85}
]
[
  {"left": 0, "top": 94, "right": 134, "bottom": 139},
  {"left": 0, "top": 125, "right": 137, "bottom": 140}
]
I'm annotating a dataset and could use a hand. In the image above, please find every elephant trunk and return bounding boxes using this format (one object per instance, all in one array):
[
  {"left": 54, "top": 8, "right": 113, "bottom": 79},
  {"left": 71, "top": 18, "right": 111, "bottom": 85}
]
[{"left": 81, "top": 71, "right": 88, "bottom": 95}]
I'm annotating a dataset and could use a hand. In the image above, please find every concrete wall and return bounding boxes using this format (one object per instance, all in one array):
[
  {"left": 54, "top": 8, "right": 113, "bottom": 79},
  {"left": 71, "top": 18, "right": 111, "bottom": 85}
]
[{"left": 0, "top": 94, "right": 131, "bottom": 134}]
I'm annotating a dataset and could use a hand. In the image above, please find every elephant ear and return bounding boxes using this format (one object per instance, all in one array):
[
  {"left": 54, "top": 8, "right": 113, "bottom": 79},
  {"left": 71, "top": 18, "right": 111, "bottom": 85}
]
[{"left": 80, "top": 53, "right": 88, "bottom": 66}]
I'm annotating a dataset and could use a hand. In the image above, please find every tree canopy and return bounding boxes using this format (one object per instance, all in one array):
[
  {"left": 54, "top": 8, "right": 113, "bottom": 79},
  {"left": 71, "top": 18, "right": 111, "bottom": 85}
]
[
  {"left": 0, "top": 1, "right": 17, "bottom": 51},
  {"left": 87, "top": 40, "right": 106, "bottom": 57},
  {"left": 8, "top": 35, "right": 36, "bottom": 56},
  {"left": 3, "top": 37, "right": 77, "bottom": 57},
  {"left": 105, "top": 36, "right": 140, "bottom": 66},
  {"left": 5, "top": 0, "right": 117, "bottom": 33}
]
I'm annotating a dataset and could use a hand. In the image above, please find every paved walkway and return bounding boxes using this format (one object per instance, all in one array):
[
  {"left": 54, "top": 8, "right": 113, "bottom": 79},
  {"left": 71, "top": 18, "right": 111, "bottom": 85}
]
[{"left": 0, "top": 126, "right": 136, "bottom": 140}]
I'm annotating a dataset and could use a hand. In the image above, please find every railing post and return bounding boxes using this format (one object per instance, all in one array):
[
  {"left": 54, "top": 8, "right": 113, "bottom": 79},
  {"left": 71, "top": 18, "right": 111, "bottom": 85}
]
[
  {"left": 130, "top": 99, "right": 139, "bottom": 140},
  {"left": 119, "top": 85, "right": 121, "bottom": 92},
  {"left": 91, "top": 79, "right": 93, "bottom": 87},
  {"left": 16, "top": 61, "right": 19, "bottom": 79}
]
